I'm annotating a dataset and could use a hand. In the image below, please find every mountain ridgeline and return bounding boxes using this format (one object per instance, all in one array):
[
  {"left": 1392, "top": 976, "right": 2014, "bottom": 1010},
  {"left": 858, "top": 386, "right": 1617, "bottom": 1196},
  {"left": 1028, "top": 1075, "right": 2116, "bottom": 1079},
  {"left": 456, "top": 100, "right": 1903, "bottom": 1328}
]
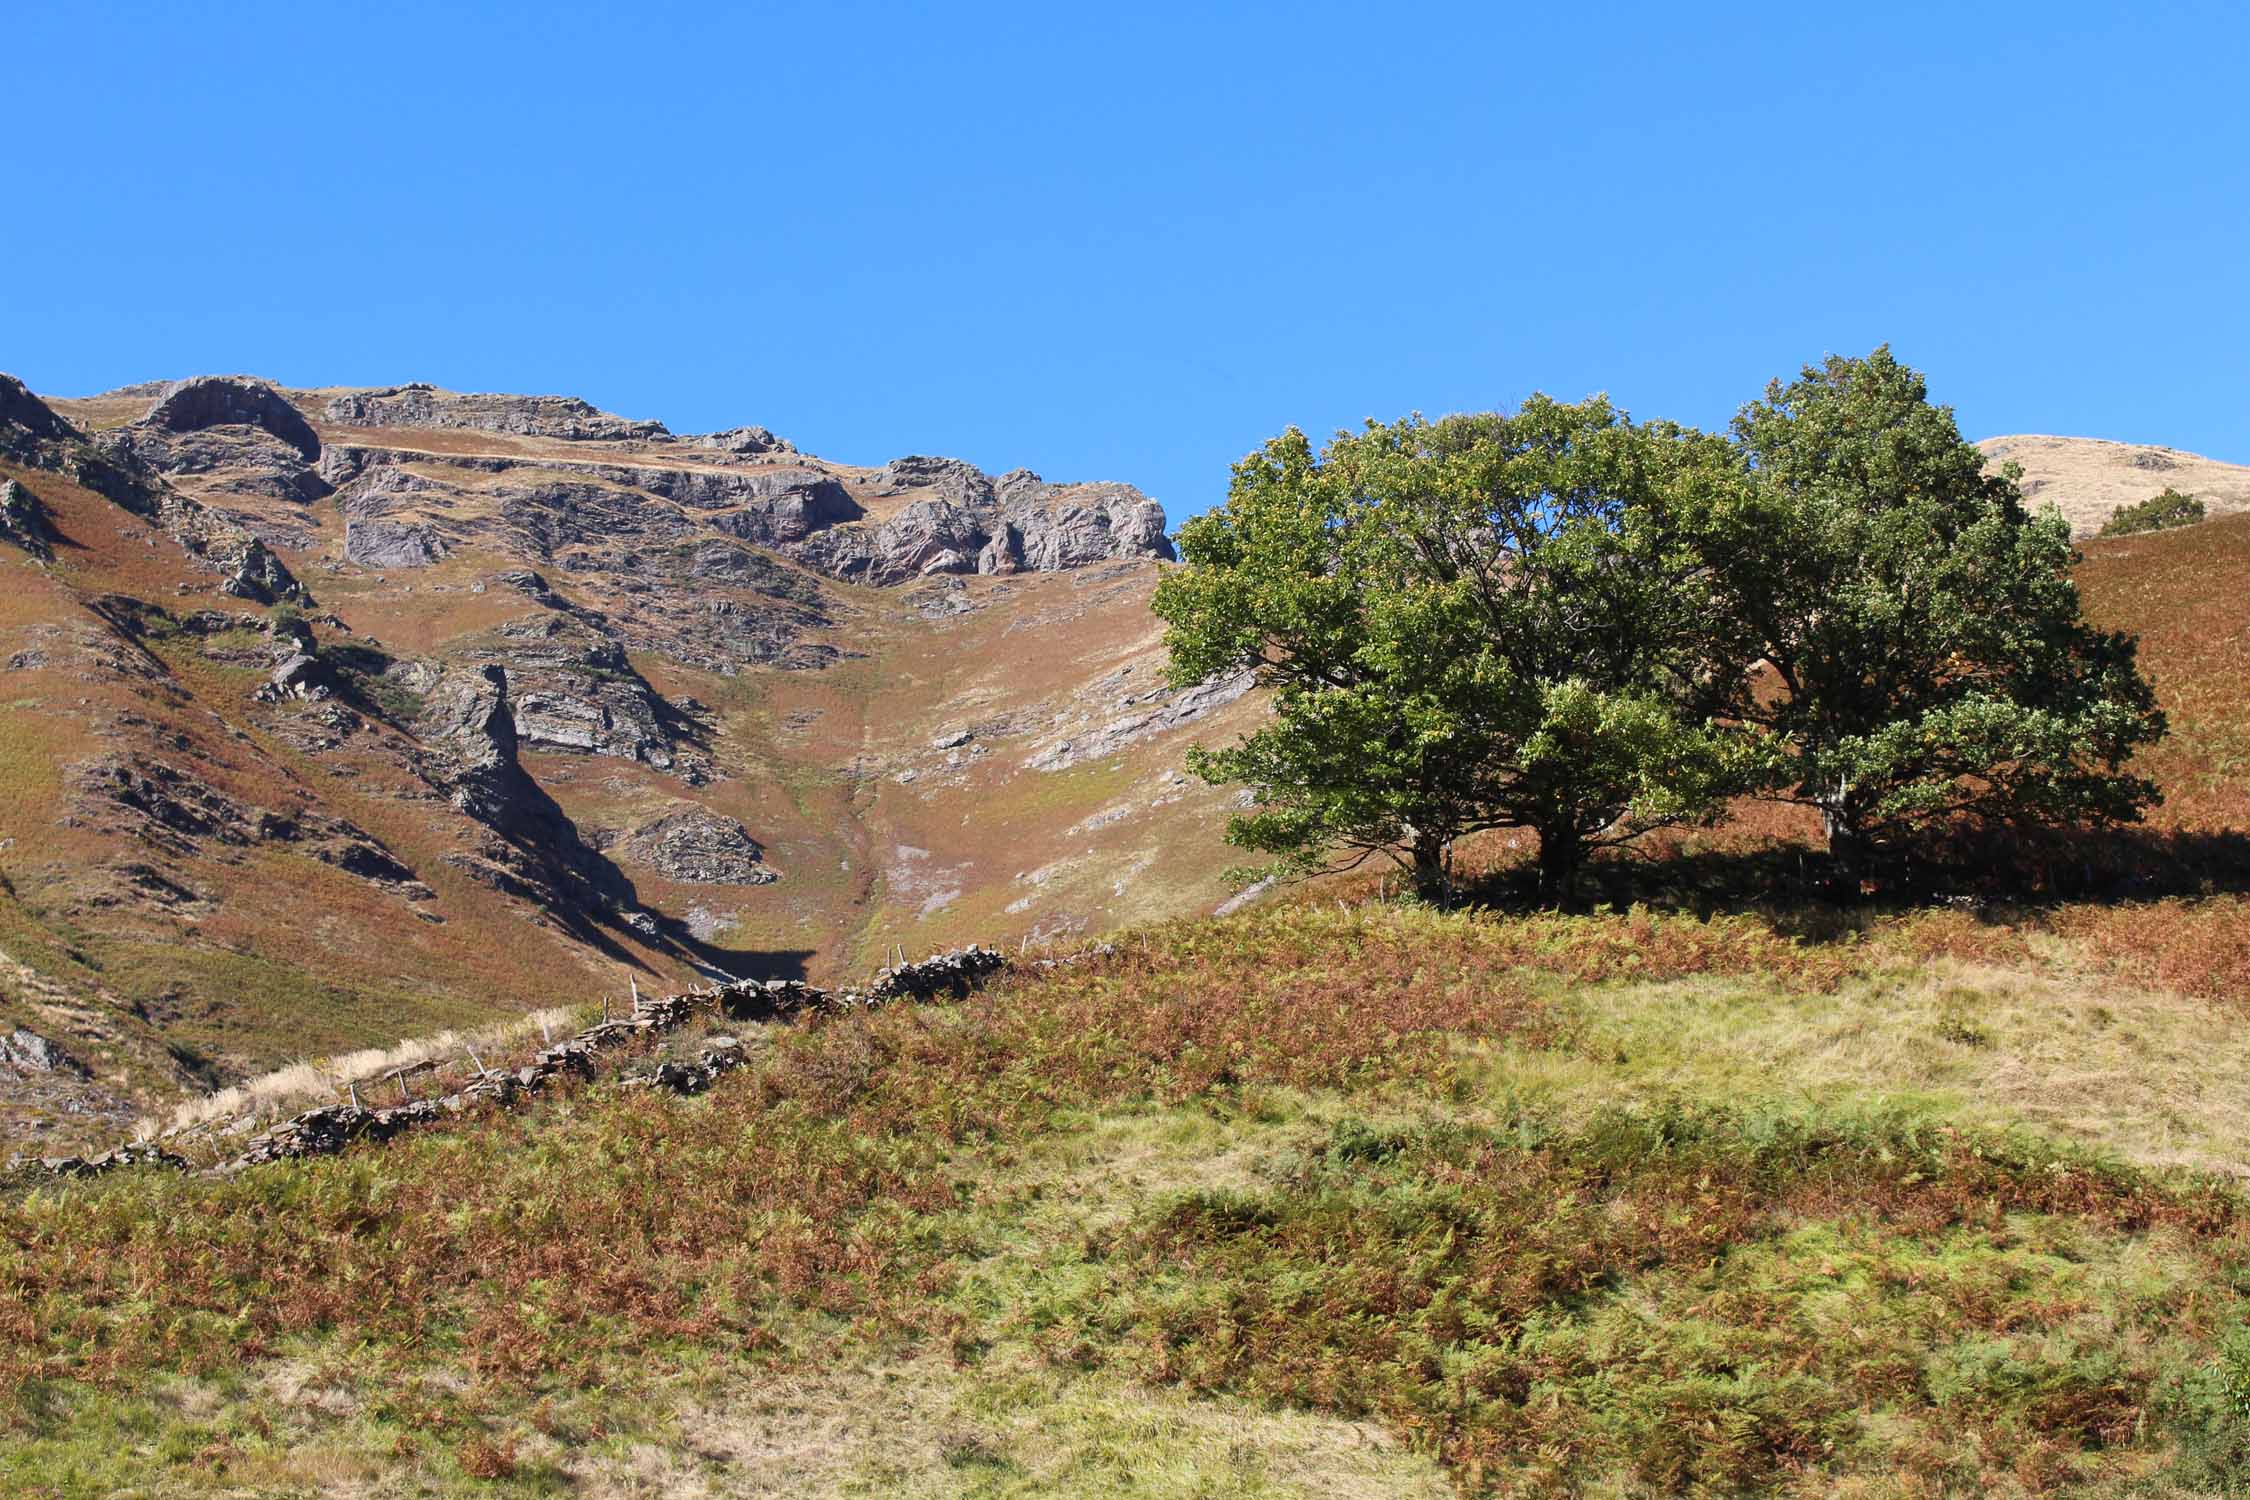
[{"left": 0, "top": 373, "right": 1257, "bottom": 1149}]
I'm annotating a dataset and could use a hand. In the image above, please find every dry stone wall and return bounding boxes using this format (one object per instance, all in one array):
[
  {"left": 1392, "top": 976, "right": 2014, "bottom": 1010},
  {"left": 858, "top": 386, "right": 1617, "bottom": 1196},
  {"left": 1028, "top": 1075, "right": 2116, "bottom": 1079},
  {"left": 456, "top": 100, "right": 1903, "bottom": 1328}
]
[{"left": 16, "top": 945, "right": 1021, "bottom": 1182}]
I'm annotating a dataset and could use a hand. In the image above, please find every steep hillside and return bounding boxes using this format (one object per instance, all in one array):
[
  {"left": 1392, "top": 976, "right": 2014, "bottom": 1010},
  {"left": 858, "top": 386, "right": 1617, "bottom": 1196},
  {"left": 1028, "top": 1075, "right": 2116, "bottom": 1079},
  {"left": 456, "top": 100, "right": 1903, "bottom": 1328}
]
[
  {"left": 1981, "top": 433, "right": 2250, "bottom": 536},
  {"left": 0, "top": 375, "right": 1261, "bottom": 1149}
]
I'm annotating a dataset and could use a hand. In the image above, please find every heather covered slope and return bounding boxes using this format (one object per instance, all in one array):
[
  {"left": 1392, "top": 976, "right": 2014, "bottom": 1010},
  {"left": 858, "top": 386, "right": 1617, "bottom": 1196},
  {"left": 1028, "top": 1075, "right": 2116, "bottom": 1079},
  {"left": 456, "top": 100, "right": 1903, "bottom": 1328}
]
[
  {"left": 9, "top": 905, "right": 2250, "bottom": 1497},
  {"left": 0, "top": 376, "right": 1257, "bottom": 1152}
]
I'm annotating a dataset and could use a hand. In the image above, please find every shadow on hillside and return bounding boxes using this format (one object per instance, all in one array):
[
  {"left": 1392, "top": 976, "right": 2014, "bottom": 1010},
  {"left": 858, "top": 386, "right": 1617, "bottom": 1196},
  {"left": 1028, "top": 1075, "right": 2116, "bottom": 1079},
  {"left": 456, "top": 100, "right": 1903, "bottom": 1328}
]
[
  {"left": 1457, "top": 825, "right": 2250, "bottom": 934},
  {"left": 660, "top": 927, "right": 815, "bottom": 984}
]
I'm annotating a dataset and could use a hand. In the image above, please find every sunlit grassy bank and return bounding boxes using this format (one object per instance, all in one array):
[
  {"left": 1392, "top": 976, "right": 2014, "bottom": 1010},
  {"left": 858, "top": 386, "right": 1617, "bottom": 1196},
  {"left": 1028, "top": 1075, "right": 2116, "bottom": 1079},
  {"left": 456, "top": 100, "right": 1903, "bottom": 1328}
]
[{"left": 6, "top": 904, "right": 2249, "bottom": 1497}]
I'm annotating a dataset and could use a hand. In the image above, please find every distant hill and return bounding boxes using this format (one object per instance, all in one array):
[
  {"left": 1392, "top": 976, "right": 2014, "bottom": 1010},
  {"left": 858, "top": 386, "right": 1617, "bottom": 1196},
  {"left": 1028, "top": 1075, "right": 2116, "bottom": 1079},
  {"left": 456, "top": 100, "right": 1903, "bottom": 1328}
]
[{"left": 1979, "top": 433, "right": 2250, "bottom": 536}]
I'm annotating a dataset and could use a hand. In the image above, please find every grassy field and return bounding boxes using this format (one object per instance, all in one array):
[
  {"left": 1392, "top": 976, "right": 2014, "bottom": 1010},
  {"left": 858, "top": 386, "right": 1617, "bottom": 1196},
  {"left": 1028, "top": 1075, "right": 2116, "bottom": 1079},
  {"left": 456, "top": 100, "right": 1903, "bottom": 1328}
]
[{"left": 6, "top": 903, "right": 2249, "bottom": 1497}]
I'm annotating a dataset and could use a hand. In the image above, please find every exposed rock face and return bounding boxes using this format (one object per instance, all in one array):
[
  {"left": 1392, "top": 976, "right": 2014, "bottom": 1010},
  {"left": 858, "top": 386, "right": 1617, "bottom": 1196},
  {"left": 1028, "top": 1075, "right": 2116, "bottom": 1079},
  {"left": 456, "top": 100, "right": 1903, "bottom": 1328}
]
[
  {"left": 878, "top": 454, "right": 996, "bottom": 507},
  {"left": 1026, "top": 669, "right": 1256, "bottom": 771},
  {"left": 220, "top": 538, "right": 310, "bottom": 605},
  {"left": 686, "top": 425, "right": 796, "bottom": 456},
  {"left": 63, "top": 754, "right": 427, "bottom": 896},
  {"left": 1000, "top": 476, "right": 1174, "bottom": 571},
  {"left": 325, "top": 384, "right": 670, "bottom": 441},
  {"left": 0, "top": 372, "right": 80, "bottom": 443},
  {"left": 96, "top": 377, "right": 330, "bottom": 509},
  {"left": 113, "top": 426, "right": 330, "bottom": 505},
  {"left": 0, "top": 375, "right": 160, "bottom": 515},
  {"left": 313, "top": 431, "right": 1168, "bottom": 601},
  {"left": 802, "top": 458, "right": 1174, "bottom": 586},
  {"left": 619, "top": 809, "right": 775, "bottom": 885},
  {"left": 2, "top": 1028, "right": 89, "bottom": 1077},
  {"left": 455, "top": 574, "right": 689, "bottom": 771},
  {"left": 345, "top": 516, "right": 449, "bottom": 568},
  {"left": 414, "top": 663, "right": 656, "bottom": 937},
  {"left": 140, "top": 376, "right": 320, "bottom": 460},
  {"left": 420, "top": 665, "right": 521, "bottom": 818},
  {"left": 0, "top": 478, "right": 54, "bottom": 559}
]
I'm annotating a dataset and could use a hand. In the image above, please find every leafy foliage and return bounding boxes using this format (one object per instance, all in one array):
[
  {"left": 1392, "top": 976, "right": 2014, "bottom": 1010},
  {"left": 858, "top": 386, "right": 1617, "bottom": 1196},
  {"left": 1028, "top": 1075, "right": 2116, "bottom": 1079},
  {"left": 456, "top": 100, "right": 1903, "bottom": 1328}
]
[
  {"left": 2100, "top": 486, "right": 2205, "bottom": 536},
  {"left": 1152, "top": 399, "right": 1767, "bottom": 900},
  {"left": 1700, "top": 347, "right": 2165, "bottom": 872}
]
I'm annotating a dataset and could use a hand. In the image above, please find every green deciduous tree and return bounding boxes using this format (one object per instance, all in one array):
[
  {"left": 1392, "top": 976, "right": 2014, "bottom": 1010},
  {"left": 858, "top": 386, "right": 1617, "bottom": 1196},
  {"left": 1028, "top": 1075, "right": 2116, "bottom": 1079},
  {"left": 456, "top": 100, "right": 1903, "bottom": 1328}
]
[
  {"left": 2100, "top": 487, "right": 2205, "bottom": 537},
  {"left": 1153, "top": 397, "right": 1766, "bottom": 903},
  {"left": 1703, "top": 347, "right": 2165, "bottom": 875}
]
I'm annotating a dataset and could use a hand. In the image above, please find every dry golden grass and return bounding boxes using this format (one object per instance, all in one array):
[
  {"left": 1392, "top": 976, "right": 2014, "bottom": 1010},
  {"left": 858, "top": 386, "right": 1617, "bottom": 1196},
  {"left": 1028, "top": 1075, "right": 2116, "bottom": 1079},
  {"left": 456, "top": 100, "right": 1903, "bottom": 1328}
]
[{"left": 1982, "top": 433, "right": 2250, "bottom": 536}]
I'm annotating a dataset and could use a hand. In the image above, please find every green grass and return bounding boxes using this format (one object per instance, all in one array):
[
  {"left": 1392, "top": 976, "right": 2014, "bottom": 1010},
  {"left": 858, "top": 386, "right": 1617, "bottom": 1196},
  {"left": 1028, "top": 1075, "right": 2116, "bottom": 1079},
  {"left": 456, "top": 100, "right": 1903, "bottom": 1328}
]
[{"left": 3, "top": 905, "right": 2247, "bottom": 1496}]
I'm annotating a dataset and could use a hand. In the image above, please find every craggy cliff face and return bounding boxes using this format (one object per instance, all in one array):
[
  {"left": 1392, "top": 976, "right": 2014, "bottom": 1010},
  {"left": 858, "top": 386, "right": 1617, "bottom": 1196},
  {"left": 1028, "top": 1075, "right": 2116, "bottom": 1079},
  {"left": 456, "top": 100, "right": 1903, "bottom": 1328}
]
[{"left": 0, "top": 375, "right": 1254, "bottom": 1148}]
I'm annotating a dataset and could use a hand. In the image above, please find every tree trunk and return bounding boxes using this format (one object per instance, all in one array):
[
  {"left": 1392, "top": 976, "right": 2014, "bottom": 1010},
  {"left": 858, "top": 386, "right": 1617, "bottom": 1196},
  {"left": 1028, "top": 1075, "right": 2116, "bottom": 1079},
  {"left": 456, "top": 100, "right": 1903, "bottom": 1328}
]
[
  {"left": 1410, "top": 832, "right": 1450, "bottom": 905},
  {"left": 1534, "top": 824, "right": 1584, "bottom": 909},
  {"left": 1822, "top": 801, "right": 1867, "bottom": 900}
]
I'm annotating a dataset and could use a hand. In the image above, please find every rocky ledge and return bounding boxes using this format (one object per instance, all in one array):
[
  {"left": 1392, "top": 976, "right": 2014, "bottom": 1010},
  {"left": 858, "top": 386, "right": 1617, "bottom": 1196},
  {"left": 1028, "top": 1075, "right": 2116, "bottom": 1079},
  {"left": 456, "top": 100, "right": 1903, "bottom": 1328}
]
[{"left": 325, "top": 383, "right": 671, "bottom": 442}]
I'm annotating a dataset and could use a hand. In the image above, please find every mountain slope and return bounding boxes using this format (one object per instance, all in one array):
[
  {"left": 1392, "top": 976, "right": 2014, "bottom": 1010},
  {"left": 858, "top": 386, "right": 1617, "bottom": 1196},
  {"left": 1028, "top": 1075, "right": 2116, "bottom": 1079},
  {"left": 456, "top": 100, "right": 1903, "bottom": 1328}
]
[
  {"left": 0, "top": 376, "right": 1260, "bottom": 1147},
  {"left": 1980, "top": 432, "right": 2250, "bottom": 535}
]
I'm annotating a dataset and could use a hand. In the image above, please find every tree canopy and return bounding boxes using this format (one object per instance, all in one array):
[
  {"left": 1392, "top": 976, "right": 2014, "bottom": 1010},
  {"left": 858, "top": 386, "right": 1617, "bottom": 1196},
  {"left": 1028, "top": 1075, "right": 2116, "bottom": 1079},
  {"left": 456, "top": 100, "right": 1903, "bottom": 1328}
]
[
  {"left": 1160, "top": 349, "right": 2167, "bottom": 903},
  {"left": 1152, "top": 396, "right": 1766, "bottom": 901},
  {"left": 1707, "top": 348, "right": 2164, "bottom": 874},
  {"left": 2100, "top": 487, "right": 2205, "bottom": 536}
]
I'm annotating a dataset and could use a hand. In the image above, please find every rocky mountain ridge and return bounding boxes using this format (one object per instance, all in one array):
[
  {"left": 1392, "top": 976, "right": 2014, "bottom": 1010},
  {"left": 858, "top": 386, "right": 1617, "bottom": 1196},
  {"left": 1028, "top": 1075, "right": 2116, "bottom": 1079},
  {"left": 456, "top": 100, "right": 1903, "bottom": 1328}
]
[{"left": 0, "top": 372, "right": 1256, "bottom": 1152}]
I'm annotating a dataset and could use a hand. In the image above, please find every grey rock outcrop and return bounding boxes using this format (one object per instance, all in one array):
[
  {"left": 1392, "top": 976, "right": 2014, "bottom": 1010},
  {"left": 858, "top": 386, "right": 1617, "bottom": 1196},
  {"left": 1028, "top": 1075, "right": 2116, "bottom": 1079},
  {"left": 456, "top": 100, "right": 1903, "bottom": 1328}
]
[
  {"left": 999, "top": 475, "right": 1174, "bottom": 570},
  {"left": 2, "top": 1028, "right": 89, "bottom": 1077},
  {"left": 0, "top": 375, "right": 160, "bottom": 515},
  {"left": 256, "top": 651, "right": 333, "bottom": 704},
  {"left": 877, "top": 454, "right": 996, "bottom": 507},
  {"left": 99, "top": 377, "right": 329, "bottom": 507},
  {"left": 140, "top": 376, "right": 320, "bottom": 461},
  {"left": 457, "top": 584, "right": 684, "bottom": 769},
  {"left": 345, "top": 516, "right": 449, "bottom": 568},
  {"left": 0, "top": 372, "right": 78, "bottom": 443},
  {"left": 220, "top": 538, "right": 310, "bottom": 605},
  {"left": 810, "top": 458, "right": 1174, "bottom": 586},
  {"left": 326, "top": 384, "right": 669, "bottom": 442},
  {"left": 685, "top": 425, "right": 796, "bottom": 456},
  {"left": 0, "top": 478, "right": 54, "bottom": 559},
  {"left": 1027, "top": 669, "right": 1256, "bottom": 772},
  {"left": 619, "top": 809, "right": 774, "bottom": 885}
]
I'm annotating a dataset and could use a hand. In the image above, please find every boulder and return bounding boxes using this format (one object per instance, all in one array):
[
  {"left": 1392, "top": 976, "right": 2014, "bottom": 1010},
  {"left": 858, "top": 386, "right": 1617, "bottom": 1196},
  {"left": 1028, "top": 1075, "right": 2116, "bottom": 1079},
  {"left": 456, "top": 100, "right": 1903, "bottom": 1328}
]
[
  {"left": 220, "top": 538, "right": 310, "bottom": 605},
  {"left": 256, "top": 651, "right": 332, "bottom": 703}
]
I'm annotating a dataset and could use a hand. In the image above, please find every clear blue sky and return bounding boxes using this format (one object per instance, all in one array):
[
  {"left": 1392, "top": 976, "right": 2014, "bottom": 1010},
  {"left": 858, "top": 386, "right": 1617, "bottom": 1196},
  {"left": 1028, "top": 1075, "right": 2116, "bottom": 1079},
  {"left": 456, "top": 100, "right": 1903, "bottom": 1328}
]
[{"left": 11, "top": 2, "right": 2247, "bottom": 521}]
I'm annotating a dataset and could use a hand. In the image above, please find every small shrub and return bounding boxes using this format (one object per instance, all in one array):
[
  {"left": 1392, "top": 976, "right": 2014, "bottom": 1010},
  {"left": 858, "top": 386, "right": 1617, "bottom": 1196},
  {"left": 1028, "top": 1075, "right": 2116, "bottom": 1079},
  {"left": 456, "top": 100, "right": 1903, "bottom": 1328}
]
[{"left": 457, "top": 1434, "right": 518, "bottom": 1479}]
